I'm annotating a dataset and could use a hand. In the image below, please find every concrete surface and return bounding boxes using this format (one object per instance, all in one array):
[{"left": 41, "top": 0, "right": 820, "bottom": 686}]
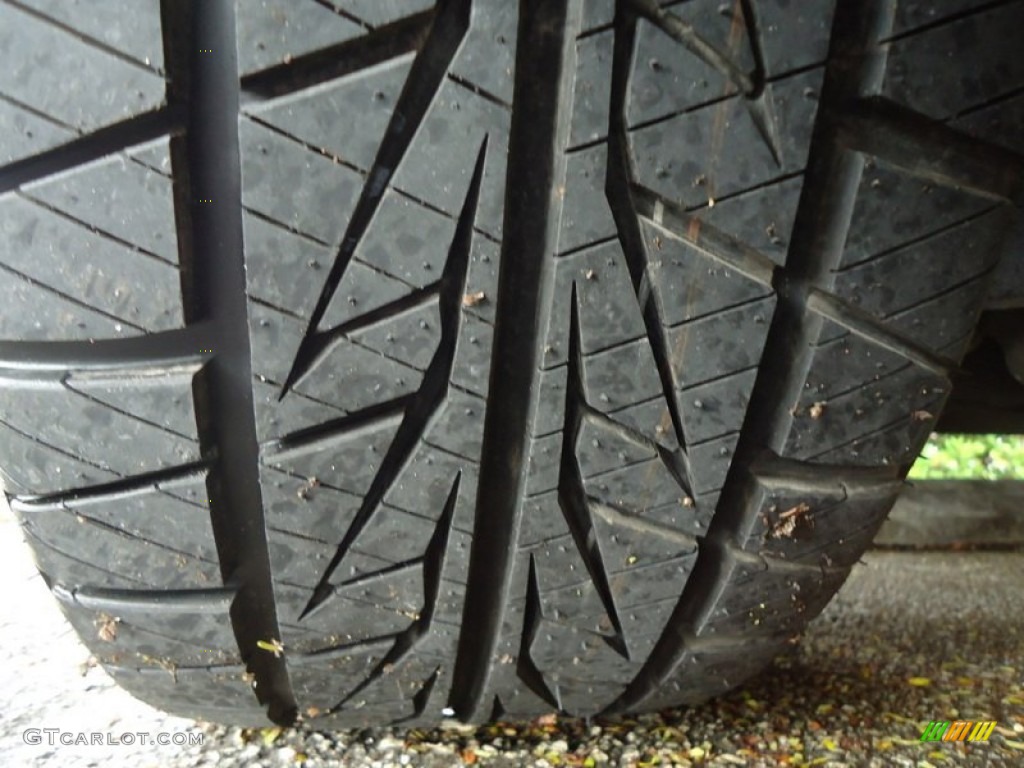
[
  {"left": 1, "top": 502, "right": 1022, "bottom": 767},
  {"left": 877, "top": 480, "right": 1024, "bottom": 547}
]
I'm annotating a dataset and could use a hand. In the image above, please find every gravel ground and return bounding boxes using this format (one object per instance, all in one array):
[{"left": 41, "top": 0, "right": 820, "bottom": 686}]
[{"left": 1, "top": 504, "right": 1022, "bottom": 768}]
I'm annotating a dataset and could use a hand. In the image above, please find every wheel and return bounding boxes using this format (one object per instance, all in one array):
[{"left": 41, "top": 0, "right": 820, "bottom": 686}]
[{"left": 1, "top": 0, "right": 1021, "bottom": 727}]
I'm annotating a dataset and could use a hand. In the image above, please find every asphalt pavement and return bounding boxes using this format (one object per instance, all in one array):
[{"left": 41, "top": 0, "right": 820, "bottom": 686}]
[{"left": 1, "top": 502, "right": 1021, "bottom": 768}]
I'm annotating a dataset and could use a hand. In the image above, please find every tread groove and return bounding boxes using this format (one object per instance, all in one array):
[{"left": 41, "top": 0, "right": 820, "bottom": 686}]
[
  {"left": 297, "top": 136, "right": 486, "bottom": 620},
  {"left": 277, "top": 0, "right": 472, "bottom": 400},
  {"left": 605, "top": 0, "right": 898, "bottom": 715},
  {"left": 240, "top": 10, "right": 433, "bottom": 100},
  {"left": 10, "top": 461, "right": 209, "bottom": 511},
  {"left": 169, "top": 0, "right": 296, "bottom": 723},
  {"left": 836, "top": 96, "right": 1024, "bottom": 199},
  {"left": 450, "top": 0, "right": 575, "bottom": 720},
  {"left": 0, "top": 325, "right": 211, "bottom": 377},
  {"left": 0, "top": 107, "right": 182, "bottom": 195},
  {"left": 605, "top": 11, "right": 697, "bottom": 495}
]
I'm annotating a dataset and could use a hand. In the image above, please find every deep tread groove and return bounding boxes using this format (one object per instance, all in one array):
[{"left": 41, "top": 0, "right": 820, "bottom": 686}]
[
  {"left": 515, "top": 554, "right": 562, "bottom": 710},
  {"left": 278, "top": 0, "right": 473, "bottom": 400},
  {"left": 450, "top": 0, "right": 574, "bottom": 720},
  {"left": 604, "top": 11, "right": 697, "bottom": 486},
  {"left": 240, "top": 11, "right": 433, "bottom": 99},
  {"left": 173, "top": 0, "right": 296, "bottom": 724},
  {"left": 0, "top": 325, "right": 211, "bottom": 377},
  {"left": 0, "top": 108, "right": 183, "bottom": 194},
  {"left": 836, "top": 96, "right": 1024, "bottom": 200},
  {"left": 557, "top": 285, "right": 630, "bottom": 658},
  {"left": 605, "top": 0, "right": 901, "bottom": 715},
  {"left": 298, "top": 137, "right": 486, "bottom": 620},
  {"left": 53, "top": 584, "right": 236, "bottom": 614},
  {"left": 262, "top": 395, "right": 412, "bottom": 457},
  {"left": 10, "top": 461, "right": 209, "bottom": 511},
  {"left": 329, "top": 474, "right": 460, "bottom": 712}
]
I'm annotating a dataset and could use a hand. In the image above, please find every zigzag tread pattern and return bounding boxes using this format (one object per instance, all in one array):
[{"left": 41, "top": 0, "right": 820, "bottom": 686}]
[{"left": 0, "top": 0, "right": 1021, "bottom": 729}]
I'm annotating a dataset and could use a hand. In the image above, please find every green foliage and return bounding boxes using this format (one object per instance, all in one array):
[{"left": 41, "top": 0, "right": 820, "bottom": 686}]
[{"left": 909, "top": 433, "right": 1024, "bottom": 480}]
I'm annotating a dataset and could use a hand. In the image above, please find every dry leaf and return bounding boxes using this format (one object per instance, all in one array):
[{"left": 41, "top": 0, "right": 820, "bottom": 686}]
[
  {"left": 462, "top": 291, "right": 486, "bottom": 308},
  {"left": 96, "top": 614, "right": 119, "bottom": 643},
  {"left": 809, "top": 401, "right": 827, "bottom": 420}
]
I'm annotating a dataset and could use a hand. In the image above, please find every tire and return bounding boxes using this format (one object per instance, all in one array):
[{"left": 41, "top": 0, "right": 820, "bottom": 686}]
[{"left": 0, "top": 0, "right": 1021, "bottom": 728}]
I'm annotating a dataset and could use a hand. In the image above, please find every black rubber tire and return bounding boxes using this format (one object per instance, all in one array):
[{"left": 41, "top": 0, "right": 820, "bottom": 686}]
[{"left": 1, "top": 0, "right": 1021, "bottom": 728}]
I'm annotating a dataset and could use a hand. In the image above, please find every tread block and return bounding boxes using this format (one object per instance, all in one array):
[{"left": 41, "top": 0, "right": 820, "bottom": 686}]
[
  {"left": 639, "top": 636, "right": 790, "bottom": 711},
  {"left": 882, "top": 2, "right": 1024, "bottom": 120},
  {"left": 389, "top": 79, "right": 510, "bottom": 238},
  {"left": 264, "top": 412, "right": 403, "bottom": 497},
  {"left": 834, "top": 211, "right": 1002, "bottom": 320},
  {"left": 65, "top": 368, "right": 201, "bottom": 441},
  {"left": 646, "top": 492, "right": 718, "bottom": 537},
  {"left": 608, "top": 397, "right": 679, "bottom": 451},
  {"left": 583, "top": 456, "right": 683, "bottom": 513},
  {"left": 383, "top": 445, "right": 474, "bottom": 513},
  {"left": 641, "top": 218, "right": 773, "bottom": 326},
  {"left": 333, "top": 0, "right": 435, "bottom": 28},
  {"left": 628, "top": 19, "right": 729, "bottom": 129},
  {"left": 0, "top": 379, "right": 200, "bottom": 494},
  {"left": 738, "top": 473, "right": 901, "bottom": 568},
  {"left": 107, "top": 665, "right": 269, "bottom": 725},
  {"left": 582, "top": 338, "right": 664, "bottom": 410},
  {"left": 288, "top": 640, "right": 393, "bottom": 711},
  {"left": 755, "top": 0, "right": 837, "bottom": 76},
  {"left": 245, "top": 56, "right": 414, "bottom": 171},
  {"left": 59, "top": 597, "right": 239, "bottom": 668},
  {"left": 17, "top": 0, "right": 165, "bottom": 71},
  {"left": 0, "top": 98, "right": 76, "bottom": 164},
  {"left": 348, "top": 299, "right": 442, "bottom": 370},
  {"left": 350, "top": 505, "right": 437, "bottom": 563},
  {"left": 569, "top": 30, "right": 614, "bottom": 147},
  {"left": 547, "top": 242, "right": 649, "bottom": 361},
  {"left": 448, "top": 2, "right": 518, "bottom": 105},
  {"left": 0, "top": 4, "right": 164, "bottom": 133},
  {"left": 235, "top": 0, "right": 364, "bottom": 76},
  {"left": 239, "top": 119, "right": 364, "bottom": 244},
  {"left": 23, "top": 506, "right": 220, "bottom": 590},
  {"left": 951, "top": 89, "right": 1024, "bottom": 153},
  {"left": 351, "top": 191, "right": 458, "bottom": 289},
  {"left": 0, "top": 194, "right": 183, "bottom": 337},
  {"left": 665, "top": 296, "right": 775, "bottom": 389},
  {"left": 272, "top": 583, "right": 413, "bottom": 648},
  {"left": 695, "top": 549, "right": 849, "bottom": 639},
  {"left": 840, "top": 159, "right": 994, "bottom": 270},
  {"left": 694, "top": 174, "right": 805, "bottom": 266},
  {"left": 321, "top": 262, "right": 418, "bottom": 330},
  {"left": 630, "top": 69, "right": 823, "bottom": 207},
  {"left": 780, "top": 321, "right": 961, "bottom": 472},
  {"left": 22, "top": 139, "right": 180, "bottom": 263},
  {"left": 556, "top": 145, "right": 619, "bottom": 254},
  {"left": 261, "top": 469, "right": 362, "bottom": 545},
  {"left": 251, "top": 377, "right": 348, "bottom": 442},
  {"left": 242, "top": 212, "right": 341, "bottom": 320},
  {"left": 576, "top": 412, "right": 657, "bottom": 478},
  {"left": 679, "top": 368, "right": 758, "bottom": 445}
]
